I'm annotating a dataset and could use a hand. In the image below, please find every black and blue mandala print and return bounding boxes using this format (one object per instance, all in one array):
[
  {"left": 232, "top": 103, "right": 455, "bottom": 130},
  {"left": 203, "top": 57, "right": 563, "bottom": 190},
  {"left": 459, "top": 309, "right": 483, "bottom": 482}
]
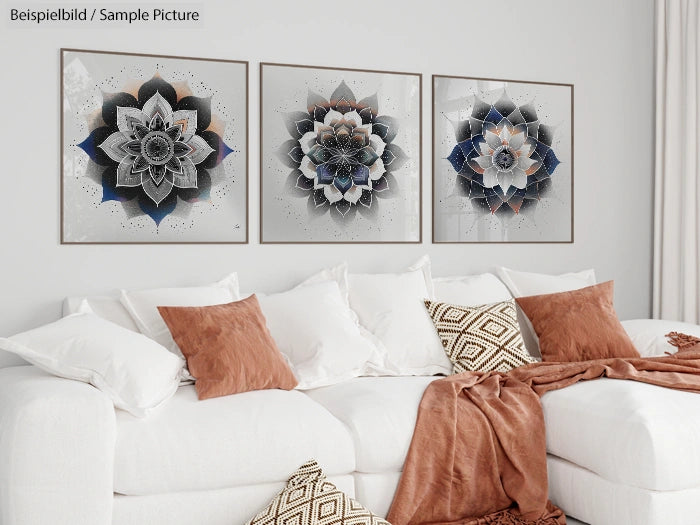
[
  {"left": 77, "top": 74, "right": 233, "bottom": 225},
  {"left": 447, "top": 91, "right": 560, "bottom": 215},
  {"left": 278, "top": 81, "right": 407, "bottom": 218}
]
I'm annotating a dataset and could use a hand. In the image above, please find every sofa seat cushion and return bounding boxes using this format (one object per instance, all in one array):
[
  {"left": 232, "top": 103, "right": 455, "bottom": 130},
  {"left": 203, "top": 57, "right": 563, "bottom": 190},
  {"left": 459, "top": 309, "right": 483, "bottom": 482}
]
[
  {"left": 542, "top": 377, "right": 700, "bottom": 491},
  {"left": 305, "top": 376, "right": 439, "bottom": 473},
  {"left": 114, "top": 385, "right": 355, "bottom": 495}
]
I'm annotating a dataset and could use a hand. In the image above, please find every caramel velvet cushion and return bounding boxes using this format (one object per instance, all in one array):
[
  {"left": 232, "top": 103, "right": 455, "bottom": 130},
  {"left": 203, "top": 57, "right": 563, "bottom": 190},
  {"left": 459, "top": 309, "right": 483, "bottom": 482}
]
[
  {"left": 515, "top": 281, "right": 640, "bottom": 362},
  {"left": 157, "top": 295, "right": 297, "bottom": 400}
]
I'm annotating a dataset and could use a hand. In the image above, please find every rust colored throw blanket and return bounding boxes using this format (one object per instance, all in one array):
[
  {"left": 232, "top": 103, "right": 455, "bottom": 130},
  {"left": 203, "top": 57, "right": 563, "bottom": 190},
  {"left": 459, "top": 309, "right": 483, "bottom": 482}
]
[{"left": 387, "top": 343, "right": 700, "bottom": 525}]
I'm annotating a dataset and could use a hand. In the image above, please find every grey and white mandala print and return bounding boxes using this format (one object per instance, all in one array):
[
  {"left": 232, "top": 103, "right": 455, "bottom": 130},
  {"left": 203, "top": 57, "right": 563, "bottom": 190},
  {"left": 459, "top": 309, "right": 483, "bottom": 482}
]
[
  {"left": 261, "top": 64, "right": 421, "bottom": 243},
  {"left": 61, "top": 49, "right": 248, "bottom": 243}
]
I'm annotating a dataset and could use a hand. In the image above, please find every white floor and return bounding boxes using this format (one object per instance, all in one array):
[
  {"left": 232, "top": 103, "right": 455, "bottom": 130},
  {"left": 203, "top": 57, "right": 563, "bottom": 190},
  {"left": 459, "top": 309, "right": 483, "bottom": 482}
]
[{"left": 567, "top": 518, "right": 586, "bottom": 525}]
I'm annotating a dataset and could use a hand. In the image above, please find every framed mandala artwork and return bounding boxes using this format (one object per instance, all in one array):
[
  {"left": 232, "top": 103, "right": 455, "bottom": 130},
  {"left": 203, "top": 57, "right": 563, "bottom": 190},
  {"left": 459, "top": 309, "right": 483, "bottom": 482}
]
[
  {"left": 433, "top": 75, "right": 573, "bottom": 243},
  {"left": 260, "top": 63, "right": 421, "bottom": 243},
  {"left": 61, "top": 49, "right": 248, "bottom": 243}
]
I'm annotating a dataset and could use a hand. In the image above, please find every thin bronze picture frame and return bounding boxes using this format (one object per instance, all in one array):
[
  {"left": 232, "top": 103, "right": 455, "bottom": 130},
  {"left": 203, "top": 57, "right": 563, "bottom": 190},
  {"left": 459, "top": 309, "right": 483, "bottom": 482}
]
[
  {"left": 432, "top": 74, "right": 574, "bottom": 244},
  {"left": 260, "top": 61, "right": 422, "bottom": 244},
  {"left": 60, "top": 48, "right": 249, "bottom": 244}
]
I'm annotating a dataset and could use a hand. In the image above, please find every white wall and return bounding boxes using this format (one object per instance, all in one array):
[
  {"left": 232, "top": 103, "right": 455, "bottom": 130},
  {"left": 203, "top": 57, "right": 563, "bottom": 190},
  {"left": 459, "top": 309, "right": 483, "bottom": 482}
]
[{"left": 0, "top": 0, "right": 655, "bottom": 335}]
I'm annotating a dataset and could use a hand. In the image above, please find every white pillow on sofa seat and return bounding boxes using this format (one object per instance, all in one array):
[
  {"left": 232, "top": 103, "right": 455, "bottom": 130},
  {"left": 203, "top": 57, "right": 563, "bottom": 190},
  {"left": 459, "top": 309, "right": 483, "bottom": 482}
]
[
  {"left": 348, "top": 256, "right": 451, "bottom": 376},
  {"left": 298, "top": 262, "right": 353, "bottom": 307},
  {"left": 63, "top": 294, "right": 140, "bottom": 332},
  {"left": 119, "top": 272, "right": 240, "bottom": 364},
  {"left": 256, "top": 278, "right": 383, "bottom": 390},
  {"left": 0, "top": 312, "right": 184, "bottom": 417},
  {"left": 496, "top": 267, "right": 597, "bottom": 297},
  {"left": 432, "top": 273, "right": 512, "bottom": 306}
]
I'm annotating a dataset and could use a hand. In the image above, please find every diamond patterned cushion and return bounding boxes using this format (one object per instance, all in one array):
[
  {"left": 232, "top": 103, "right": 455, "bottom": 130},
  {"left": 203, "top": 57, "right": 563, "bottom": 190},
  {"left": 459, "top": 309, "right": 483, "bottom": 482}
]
[
  {"left": 424, "top": 299, "right": 534, "bottom": 373},
  {"left": 246, "top": 460, "right": 389, "bottom": 525}
]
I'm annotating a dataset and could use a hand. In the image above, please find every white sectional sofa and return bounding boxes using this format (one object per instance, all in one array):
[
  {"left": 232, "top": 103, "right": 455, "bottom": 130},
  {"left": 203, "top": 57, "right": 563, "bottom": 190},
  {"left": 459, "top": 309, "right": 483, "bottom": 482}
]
[
  {"left": 2, "top": 265, "right": 700, "bottom": 525},
  {"left": 3, "top": 340, "right": 700, "bottom": 525}
]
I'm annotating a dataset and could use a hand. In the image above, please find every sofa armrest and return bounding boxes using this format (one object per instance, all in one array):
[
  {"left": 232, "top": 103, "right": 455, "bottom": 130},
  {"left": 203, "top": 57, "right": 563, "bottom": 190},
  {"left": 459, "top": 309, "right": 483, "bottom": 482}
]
[{"left": 0, "top": 366, "right": 115, "bottom": 525}]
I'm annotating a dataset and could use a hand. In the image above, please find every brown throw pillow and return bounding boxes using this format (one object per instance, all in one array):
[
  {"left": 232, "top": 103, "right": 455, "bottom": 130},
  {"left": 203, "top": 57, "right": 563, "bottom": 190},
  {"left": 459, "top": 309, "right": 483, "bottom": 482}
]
[
  {"left": 515, "top": 281, "right": 639, "bottom": 362},
  {"left": 158, "top": 295, "right": 297, "bottom": 400}
]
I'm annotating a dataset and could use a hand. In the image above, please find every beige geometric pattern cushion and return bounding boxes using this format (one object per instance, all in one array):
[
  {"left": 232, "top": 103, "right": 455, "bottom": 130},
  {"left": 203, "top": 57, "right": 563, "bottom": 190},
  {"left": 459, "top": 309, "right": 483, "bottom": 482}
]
[
  {"left": 246, "top": 460, "right": 390, "bottom": 525},
  {"left": 424, "top": 299, "right": 534, "bottom": 373}
]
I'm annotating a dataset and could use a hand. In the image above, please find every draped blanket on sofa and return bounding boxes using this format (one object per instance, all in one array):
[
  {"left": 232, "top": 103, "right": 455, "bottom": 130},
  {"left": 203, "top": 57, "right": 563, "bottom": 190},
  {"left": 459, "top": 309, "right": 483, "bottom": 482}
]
[{"left": 387, "top": 340, "right": 700, "bottom": 525}]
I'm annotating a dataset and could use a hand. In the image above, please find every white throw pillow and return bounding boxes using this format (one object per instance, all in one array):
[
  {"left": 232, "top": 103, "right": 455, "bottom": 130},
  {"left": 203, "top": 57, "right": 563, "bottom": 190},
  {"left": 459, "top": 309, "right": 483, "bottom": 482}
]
[
  {"left": 495, "top": 267, "right": 597, "bottom": 358},
  {"left": 348, "top": 257, "right": 451, "bottom": 376},
  {"left": 120, "top": 272, "right": 240, "bottom": 363},
  {"left": 63, "top": 295, "right": 140, "bottom": 332},
  {"left": 495, "top": 267, "right": 597, "bottom": 297},
  {"left": 0, "top": 312, "right": 184, "bottom": 417},
  {"left": 433, "top": 273, "right": 512, "bottom": 306},
  {"left": 257, "top": 279, "right": 382, "bottom": 389},
  {"left": 299, "top": 262, "right": 351, "bottom": 307},
  {"left": 622, "top": 319, "right": 700, "bottom": 357}
]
